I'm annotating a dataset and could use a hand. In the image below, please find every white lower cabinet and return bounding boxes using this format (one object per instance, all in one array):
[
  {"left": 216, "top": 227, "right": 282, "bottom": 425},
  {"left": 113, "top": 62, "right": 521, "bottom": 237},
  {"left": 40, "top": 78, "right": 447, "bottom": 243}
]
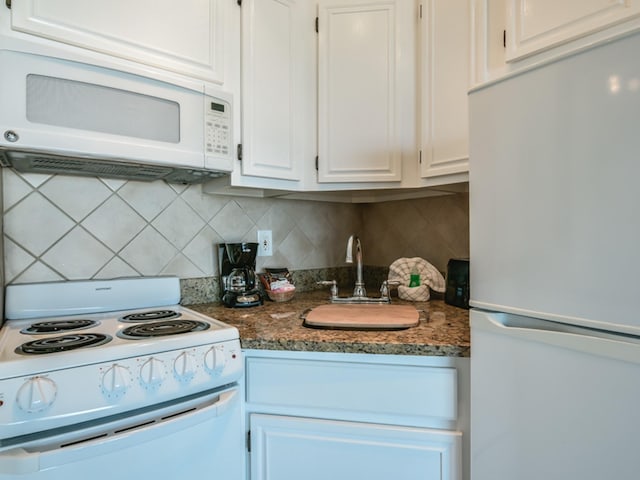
[
  {"left": 250, "top": 414, "right": 460, "bottom": 480},
  {"left": 244, "top": 350, "right": 469, "bottom": 480}
]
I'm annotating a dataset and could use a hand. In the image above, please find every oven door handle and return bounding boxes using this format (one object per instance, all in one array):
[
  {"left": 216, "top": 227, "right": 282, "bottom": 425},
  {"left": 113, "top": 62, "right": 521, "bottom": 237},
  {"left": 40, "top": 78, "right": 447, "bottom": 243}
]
[{"left": 0, "top": 387, "right": 239, "bottom": 475}]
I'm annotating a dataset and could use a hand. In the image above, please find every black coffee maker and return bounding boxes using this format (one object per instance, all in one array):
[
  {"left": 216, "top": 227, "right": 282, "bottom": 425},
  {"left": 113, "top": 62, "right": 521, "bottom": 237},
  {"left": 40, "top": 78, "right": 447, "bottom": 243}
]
[{"left": 218, "top": 242, "right": 263, "bottom": 308}]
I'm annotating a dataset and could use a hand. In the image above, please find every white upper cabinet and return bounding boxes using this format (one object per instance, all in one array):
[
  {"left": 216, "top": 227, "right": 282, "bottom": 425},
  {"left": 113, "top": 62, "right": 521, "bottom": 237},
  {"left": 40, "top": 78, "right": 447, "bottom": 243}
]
[
  {"left": 239, "top": 0, "right": 307, "bottom": 182},
  {"left": 473, "top": 0, "right": 640, "bottom": 86},
  {"left": 420, "top": 0, "right": 470, "bottom": 180},
  {"left": 9, "top": 0, "right": 229, "bottom": 86},
  {"left": 316, "top": 0, "right": 414, "bottom": 183},
  {"left": 505, "top": 0, "right": 640, "bottom": 62}
]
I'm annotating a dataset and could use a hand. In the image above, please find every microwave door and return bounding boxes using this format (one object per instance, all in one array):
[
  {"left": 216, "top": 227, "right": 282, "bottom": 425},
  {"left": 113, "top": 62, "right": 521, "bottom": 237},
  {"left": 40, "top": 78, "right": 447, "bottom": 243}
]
[{"left": 0, "top": 50, "right": 204, "bottom": 170}]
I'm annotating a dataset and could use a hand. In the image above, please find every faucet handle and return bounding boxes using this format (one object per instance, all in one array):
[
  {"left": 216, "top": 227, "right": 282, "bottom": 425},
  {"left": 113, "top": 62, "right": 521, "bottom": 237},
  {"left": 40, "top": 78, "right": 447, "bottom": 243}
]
[
  {"left": 380, "top": 280, "right": 401, "bottom": 299},
  {"left": 317, "top": 280, "right": 338, "bottom": 298}
]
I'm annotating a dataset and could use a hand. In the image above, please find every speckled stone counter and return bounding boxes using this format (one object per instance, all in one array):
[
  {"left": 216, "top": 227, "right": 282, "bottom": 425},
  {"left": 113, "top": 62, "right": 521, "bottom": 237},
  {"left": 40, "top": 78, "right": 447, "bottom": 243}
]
[{"left": 189, "top": 290, "right": 470, "bottom": 357}]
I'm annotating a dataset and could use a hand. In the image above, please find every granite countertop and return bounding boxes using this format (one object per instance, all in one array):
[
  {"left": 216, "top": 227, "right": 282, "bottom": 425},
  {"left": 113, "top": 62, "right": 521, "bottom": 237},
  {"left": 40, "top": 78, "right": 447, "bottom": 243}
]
[{"left": 189, "top": 290, "right": 470, "bottom": 357}]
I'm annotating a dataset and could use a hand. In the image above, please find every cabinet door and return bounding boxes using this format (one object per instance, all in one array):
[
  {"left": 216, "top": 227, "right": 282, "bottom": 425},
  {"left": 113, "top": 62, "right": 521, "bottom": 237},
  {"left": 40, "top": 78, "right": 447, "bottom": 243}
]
[
  {"left": 472, "top": 0, "right": 640, "bottom": 86},
  {"left": 420, "top": 0, "right": 470, "bottom": 179},
  {"left": 10, "top": 0, "right": 228, "bottom": 85},
  {"left": 250, "top": 414, "right": 461, "bottom": 480},
  {"left": 317, "top": 0, "right": 412, "bottom": 183},
  {"left": 240, "top": 0, "right": 310, "bottom": 181},
  {"left": 505, "top": 0, "right": 640, "bottom": 62}
]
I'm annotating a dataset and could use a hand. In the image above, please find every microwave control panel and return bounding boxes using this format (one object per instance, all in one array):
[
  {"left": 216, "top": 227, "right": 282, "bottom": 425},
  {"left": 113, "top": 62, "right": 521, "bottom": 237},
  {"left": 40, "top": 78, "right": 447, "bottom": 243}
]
[{"left": 205, "top": 95, "right": 233, "bottom": 171}]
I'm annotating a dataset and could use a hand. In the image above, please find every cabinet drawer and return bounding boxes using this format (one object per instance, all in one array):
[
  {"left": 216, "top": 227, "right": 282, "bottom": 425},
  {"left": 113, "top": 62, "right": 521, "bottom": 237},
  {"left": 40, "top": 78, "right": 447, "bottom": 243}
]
[{"left": 246, "top": 357, "right": 457, "bottom": 423}]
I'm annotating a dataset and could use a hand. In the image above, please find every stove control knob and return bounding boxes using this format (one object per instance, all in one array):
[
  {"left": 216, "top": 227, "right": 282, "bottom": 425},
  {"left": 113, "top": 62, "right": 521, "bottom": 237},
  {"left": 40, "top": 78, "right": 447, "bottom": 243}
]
[
  {"left": 174, "top": 352, "right": 197, "bottom": 381},
  {"left": 16, "top": 376, "right": 57, "bottom": 413},
  {"left": 140, "top": 358, "right": 166, "bottom": 387},
  {"left": 101, "top": 364, "right": 131, "bottom": 397},
  {"left": 204, "top": 347, "right": 226, "bottom": 374}
]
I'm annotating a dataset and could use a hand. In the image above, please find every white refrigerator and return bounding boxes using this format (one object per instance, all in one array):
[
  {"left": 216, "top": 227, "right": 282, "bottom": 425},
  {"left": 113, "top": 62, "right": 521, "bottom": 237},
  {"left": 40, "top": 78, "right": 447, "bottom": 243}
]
[{"left": 469, "top": 31, "right": 640, "bottom": 480}]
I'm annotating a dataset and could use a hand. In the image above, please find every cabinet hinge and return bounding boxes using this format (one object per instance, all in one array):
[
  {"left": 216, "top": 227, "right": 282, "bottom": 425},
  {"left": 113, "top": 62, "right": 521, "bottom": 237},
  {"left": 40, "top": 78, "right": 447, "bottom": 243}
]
[
  {"left": 315, "top": 156, "right": 319, "bottom": 171},
  {"left": 237, "top": 144, "right": 243, "bottom": 161},
  {"left": 315, "top": 17, "right": 319, "bottom": 33},
  {"left": 503, "top": 30, "right": 506, "bottom": 48},
  {"left": 5, "top": 0, "right": 11, "bottom": 9},
  {"left": 247, "top": 431, "right": 251, "bottom": 452}
]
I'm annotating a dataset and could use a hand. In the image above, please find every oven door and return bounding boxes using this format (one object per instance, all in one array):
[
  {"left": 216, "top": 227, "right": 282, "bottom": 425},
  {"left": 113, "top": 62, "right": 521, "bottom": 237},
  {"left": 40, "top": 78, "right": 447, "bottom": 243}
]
[{"left": 0, "top": 385, "right": 243, "bottom": 480}]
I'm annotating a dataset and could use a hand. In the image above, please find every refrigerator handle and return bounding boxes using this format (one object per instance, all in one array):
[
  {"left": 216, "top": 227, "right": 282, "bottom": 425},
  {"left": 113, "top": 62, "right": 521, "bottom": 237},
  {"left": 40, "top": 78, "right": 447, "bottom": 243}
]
[{"left": 471, "top": 309, "right": 640, "bottom": 365}]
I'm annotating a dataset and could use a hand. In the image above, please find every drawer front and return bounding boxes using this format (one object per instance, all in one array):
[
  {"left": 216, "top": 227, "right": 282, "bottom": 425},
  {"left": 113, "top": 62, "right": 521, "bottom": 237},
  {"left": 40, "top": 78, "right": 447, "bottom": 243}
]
[{"left": 246, "top": 357, "right": 457, "bottom": 424}]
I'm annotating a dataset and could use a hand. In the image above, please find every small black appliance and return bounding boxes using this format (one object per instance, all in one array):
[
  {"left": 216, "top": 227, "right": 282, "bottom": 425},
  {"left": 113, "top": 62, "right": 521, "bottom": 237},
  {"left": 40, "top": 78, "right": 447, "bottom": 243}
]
[
  {"left": 445, "top": 258, "right": 469, "bottom": 309},
  {"left": 218, "top": 242, "right": 263, "bottom": 308}
]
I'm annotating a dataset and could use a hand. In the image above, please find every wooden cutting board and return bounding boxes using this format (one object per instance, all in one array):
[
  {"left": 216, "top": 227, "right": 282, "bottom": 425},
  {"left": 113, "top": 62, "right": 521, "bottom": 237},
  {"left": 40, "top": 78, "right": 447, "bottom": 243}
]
[{"left": 303, "top": 304, "right": 420, "bottom": 330}]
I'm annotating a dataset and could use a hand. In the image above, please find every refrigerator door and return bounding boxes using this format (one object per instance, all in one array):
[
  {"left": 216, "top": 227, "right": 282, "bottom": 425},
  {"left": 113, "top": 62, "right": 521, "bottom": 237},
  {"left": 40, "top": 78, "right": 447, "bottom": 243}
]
[
  {"left": 469, "top": 32, "right": 640, "bottom": 334},
  {"left": 471, "top": 309, "right": 640, "bottom": 480}
]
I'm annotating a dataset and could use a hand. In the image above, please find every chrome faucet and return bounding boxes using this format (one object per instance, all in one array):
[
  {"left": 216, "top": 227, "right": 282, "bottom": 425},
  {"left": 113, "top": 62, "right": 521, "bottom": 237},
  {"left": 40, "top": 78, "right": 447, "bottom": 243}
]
[
  {"left": 346, "top": 234, "right": 366, "bottom": 298},
  {"left": 316, "top": 235, "right": 398, "bottom": 303}
]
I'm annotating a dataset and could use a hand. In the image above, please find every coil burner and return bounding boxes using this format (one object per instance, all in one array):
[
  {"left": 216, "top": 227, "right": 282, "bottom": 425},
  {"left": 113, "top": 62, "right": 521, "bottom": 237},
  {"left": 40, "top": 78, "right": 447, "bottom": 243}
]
[
  {"left": 118, "top": 320, "right": 210, "bottom": 339},
  {"left": 16, "top": 333, "right": 112, "bottom": 355},
  {"left": 20, "top": 319, "right": 99, "bottom": 334},
  {"left": 120, "top": 310, "right": 182, "bottom": 323}
]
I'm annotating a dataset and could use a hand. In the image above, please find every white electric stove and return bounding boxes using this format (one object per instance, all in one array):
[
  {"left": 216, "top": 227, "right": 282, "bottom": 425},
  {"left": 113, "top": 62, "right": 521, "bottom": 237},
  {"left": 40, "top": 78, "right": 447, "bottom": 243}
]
[{"left": 0, "top": 277, "right": 244, "bottom": 480}]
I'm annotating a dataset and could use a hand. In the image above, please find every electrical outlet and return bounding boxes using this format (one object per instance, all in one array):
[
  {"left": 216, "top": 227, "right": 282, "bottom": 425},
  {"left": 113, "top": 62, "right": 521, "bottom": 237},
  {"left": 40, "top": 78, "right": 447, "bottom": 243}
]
[{"left": 257, "top": 230, "right": 273, "bottom": 256}]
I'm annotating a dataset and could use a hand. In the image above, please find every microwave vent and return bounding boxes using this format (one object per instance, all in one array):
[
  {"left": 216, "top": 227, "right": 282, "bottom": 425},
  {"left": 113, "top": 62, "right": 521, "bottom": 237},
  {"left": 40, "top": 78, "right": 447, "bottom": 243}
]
[
  {"left": 1, "top": 150, "right": 227, "bottom": 184},
  {"left": 164, "top": 169, "right": 226, "bottom": 184}
]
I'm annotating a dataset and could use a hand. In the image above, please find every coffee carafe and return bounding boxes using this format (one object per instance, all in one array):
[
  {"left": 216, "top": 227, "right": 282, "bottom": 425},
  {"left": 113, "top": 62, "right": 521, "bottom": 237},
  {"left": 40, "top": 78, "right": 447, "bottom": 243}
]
[{"left": 218, "top": 242, "right": 263, "bottom": 308}]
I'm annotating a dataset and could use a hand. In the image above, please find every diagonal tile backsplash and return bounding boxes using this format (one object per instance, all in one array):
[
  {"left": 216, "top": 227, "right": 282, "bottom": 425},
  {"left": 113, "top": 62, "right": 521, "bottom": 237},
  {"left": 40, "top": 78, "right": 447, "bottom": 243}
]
[
  {"left": 3, "top": 168, "right": 469, "bottom": 295},
  {"left": 2, "top": 169, "right": 363, "bottom": 284},
  {"left": 5, "top": 192, "right": 75, "bottom": 256},
  {"left": 361, "top": 193, "right": 469, "bottom": 273}
]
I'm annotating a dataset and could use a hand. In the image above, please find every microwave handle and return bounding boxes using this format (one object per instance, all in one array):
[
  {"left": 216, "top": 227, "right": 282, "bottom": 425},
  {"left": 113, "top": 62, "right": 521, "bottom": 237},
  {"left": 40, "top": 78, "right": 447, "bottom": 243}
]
[{"left": 0, "top": 388, "right": 238, "bottom": 475}]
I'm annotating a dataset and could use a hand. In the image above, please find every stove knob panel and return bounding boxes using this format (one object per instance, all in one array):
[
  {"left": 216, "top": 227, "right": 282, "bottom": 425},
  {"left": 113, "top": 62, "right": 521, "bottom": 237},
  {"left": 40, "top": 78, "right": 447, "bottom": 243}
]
[
  {"left": 101, "top": 364, "right": 131, "bottom": 398},
  {"left": 140, "top": 358, "right": 166, "bottom": 387},
  {"left": 16, "top": 376, "right": 57, "bottom": 413},
  {"left": 174, "top": 352, "right": 197, "bottom": 382},
  {"left": 204, "top": 347, "right": 226, "bottom": 375}
]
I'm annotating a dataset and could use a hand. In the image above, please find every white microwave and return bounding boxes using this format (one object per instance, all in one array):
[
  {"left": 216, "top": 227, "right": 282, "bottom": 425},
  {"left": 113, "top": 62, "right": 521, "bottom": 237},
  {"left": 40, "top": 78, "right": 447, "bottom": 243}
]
[{"left": 0, "top": 50, "right": 234, "bottom": 183}]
